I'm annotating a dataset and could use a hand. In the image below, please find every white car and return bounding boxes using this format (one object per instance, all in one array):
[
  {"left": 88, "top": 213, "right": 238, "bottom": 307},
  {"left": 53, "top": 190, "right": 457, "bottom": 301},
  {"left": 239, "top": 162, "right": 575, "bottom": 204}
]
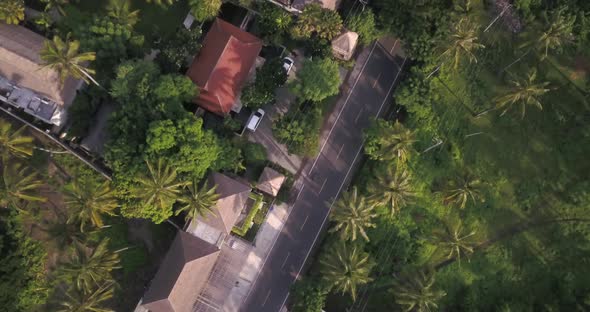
[
  {"left": 246, "top": 109, "right": 265, "bottom": 132},
  {"left": 282, "top": 57, "right": 294, "bottom": 75}
]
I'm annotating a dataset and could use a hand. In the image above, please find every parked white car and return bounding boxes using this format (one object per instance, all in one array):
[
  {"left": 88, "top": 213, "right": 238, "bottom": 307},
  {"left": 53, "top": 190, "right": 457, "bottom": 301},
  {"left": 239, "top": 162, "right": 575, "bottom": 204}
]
[
  {"left": 282, "top": 57, "right": 294, "bottom": 75},
  {"left": 246, "top": 109, "right": 265, "bottom": 132}
]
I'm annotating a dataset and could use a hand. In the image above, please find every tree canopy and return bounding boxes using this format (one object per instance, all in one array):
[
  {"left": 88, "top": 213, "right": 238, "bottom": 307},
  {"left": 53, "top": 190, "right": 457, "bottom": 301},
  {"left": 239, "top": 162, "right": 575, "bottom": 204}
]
[{"left": 290, "top": 58, "right": 340, "bottom": 102}]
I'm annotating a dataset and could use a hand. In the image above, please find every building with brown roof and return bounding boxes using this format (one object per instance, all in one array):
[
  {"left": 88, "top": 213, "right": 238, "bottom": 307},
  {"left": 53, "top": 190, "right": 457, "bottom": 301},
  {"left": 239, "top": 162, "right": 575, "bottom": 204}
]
[
  {"left": 256, "top": 167, "right": 286, "bottom": 197},
  {"left": 186, "top": 18, "right": 263, "bottom": 117},
  {"left": 0, "top": 24, "right": 82, "bottom": 126},
  {"left": 141, "top": 231, "right": 220, "bottom": 312},
  {"left": 204, "top": 172, "right": 252, "bottom": 233},
  {"left": 332, "top": 31, "right": 359, "bottom": 61}
]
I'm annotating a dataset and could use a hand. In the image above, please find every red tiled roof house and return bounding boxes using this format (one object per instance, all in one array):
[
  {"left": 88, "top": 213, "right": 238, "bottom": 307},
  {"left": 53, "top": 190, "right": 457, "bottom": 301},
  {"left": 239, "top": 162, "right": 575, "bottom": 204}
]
[{"left": 186, "top": 18, "right": 263, "bottom": 116}]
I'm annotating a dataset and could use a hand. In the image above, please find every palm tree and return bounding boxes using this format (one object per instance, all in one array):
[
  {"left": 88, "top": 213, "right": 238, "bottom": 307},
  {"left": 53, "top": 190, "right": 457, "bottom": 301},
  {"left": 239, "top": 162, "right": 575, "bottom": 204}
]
[
  {"left": 368, "top": 165, "right": 415, "bottom": 217},
  {"left": 520, "top": 8, "right": 575, "bottom": 60},
  {"left": 430, "top": 218, "right": 478, "bottom": 264},
  {"left": 494, "top": 69, "right": 550, "bottom": 118},
  {"left": 58, "top": 239, "right": 121, "bottom": 294},
  {"left": 132, "top": 158, "right": 187, "bottom": 215},
  {"left": 40, "top": 35, "right": 98, "bottom": 86},
  {"left": 57, "top": 282, "right": 115, "bottom": 312},
  {"left": 0, "top": 0, "right": 25, "bottom": 25},
  {"left": 443, "top": 172, "right": 484, "bottom": 209},
  {"left": 319, "top": 242, "right": 373, "bottom": 301},
  {"left": 391, "top": 269, "right": 446, "bottom": 312},
  {"left": 175, "top": 179, "right": 219, "bottom": 224},
  {"left": 0, "top": 163, "right": 46, "bottom": 210},
  {"left": 0, "top": 121, "right": 33, "bottom": 160},
  {"left": 374, "top": 121, "right": 416, "bottom": 163},
  {"left": 42, "top": 217, "right": 86, "bottom": 251},
  {"left": 441, "top": 18, "right": 485, "bottom": 70},
  {"left": 63, "top": 177, "right": 118, "bottom": 232},
  {"left": 107, "top": 0, "right": 139, "bottom": 29},
  {"left": 329, "top": 186, "right": 377, "bottom": 242}
]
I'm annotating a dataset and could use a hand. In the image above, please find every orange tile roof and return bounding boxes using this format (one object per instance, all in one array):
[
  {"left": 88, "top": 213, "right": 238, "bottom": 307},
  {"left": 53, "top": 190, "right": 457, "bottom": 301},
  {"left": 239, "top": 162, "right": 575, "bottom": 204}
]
[{"left": 186, "top": 18, "right": 263, "bottom": 116}]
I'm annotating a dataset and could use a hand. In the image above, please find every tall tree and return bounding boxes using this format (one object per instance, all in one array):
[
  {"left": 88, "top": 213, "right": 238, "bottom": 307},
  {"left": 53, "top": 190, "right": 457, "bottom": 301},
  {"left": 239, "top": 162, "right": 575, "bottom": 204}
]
[
  {"left": 520, "top": 8, "right": 575, "bottom": 60},
  {"left": 131, "top": 158, "right": 187, "bottom": 223},
  {"left": 0, "top": 121, "right": 33, "bottom": 160},
  {"left": 440, "top": 18, "right": 485, "bottom": 70},
  {"left": 290, "top": 58, "right": 340, "bottom": 102},
  {"left": 319, "top": 242, "right": 374, "bottom": 301},
  {"left": 189, "top": 0, "right": 222, "bottom": 22},
  {"left": 391, "top": 269, "right": 446, "bottom": 312},
  {"left": 0, "top": 163, "right": 46, "bottom": 210},
  {"left": 292, "top": 3, "right": 343, "bottom": 40},
  {"left": 0, "top": 0, "right": 24, "bottom": 25},
  {"left": 58, "top": 239, "right": 121, "bottom": 294},
  {"left": 62, "top": 177, "right": 118, "bottom": 232},
  {"left": 329, "top": 186, "right": 377, "bottom": 242},
  {"left": 494, "top": 69, "right": 550, "bottom": 118},
  {"left": 57, "top": 282, "right": 115, "bottom": 312},
  {"left": 430, "top": 218, "right": 478, "bottom": 264},
  {"left": 367, "top": 165, "right": 415, "bottom": 217},
  {"left": 42, "top": 216, "right": 86, "bottom": 251},
  {"left": 364, "top": 120, "right": 416, "bottom": 163},
  {"left": 443, "top": 172, "right": 484, "bottom": 209},
  {"left": 175, "top": 179, "right": 219, "bottom": 224},
  {"left": 40, "top": 35, "right": 97, "bottom": 85},
  {"left": 106, "top": 0, "right": 139, "bottom": 29}
]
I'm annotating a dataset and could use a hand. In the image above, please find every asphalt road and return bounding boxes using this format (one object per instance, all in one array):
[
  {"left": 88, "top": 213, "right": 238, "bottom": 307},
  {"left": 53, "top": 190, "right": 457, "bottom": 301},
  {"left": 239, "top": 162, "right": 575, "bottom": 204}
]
[{"left": 240, "top": 39, "right": 407, "bottom": 312}]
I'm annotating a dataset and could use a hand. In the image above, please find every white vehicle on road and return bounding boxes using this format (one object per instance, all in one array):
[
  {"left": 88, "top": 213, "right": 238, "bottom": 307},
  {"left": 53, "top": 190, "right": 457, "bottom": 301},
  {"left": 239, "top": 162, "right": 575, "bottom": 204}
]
[
  {"left": 246, "top": 109, "right": 265, "bottom": 132},
  {"left": 282, "top": 57, "right": 294, "bottom": 74}
]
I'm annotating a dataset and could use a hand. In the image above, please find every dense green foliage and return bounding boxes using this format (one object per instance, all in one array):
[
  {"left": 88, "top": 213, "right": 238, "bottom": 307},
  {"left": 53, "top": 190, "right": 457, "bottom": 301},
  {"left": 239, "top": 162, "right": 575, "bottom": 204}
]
[
  {"left": 189, "top": 0, "right": 221, "bottom": 22},
  {"left": 293, "top": 3, "right": 343, "bottom": 41},
  {"left": 290, "top": 278, "right": 329, "bottom": 312},
  {"left": 242, "top": 58, "right": 288, "bottom": 109},
  {"left": 300, "top": 0, "right": 590, "bottom": 310},
  {"left": 155, "top": 26, "right": 202, "bottom": 73},
  {"left": 345, "top": 9, "right": 380, "bottom": 45},
  {"left": 273, "top": 102, "right": 322, "bottom": 157},
  {"left": 290, "top": 58, "right": 341, "bottom": 102},
  {"left": 255, "top": 2, "right": 293, "bottom": 44},
  {"left": 0, "top": 216, "right": 49, "bottom": 311},
  {"left": 0, "top": 0, "right": 24, "bottom": 25}
]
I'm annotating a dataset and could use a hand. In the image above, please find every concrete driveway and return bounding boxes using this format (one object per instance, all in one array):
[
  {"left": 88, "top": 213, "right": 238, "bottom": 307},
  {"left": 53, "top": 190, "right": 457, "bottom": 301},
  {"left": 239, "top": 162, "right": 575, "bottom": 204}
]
[{"left": 246, "top": 49, "right": 306, "bottom": 175}]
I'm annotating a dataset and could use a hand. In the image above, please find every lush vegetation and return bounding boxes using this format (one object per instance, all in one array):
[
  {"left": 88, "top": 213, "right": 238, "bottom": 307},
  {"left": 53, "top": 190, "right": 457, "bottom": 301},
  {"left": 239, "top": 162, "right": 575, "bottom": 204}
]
[{"left": 295, "top": 0, "right": 590, "bottom": 311}]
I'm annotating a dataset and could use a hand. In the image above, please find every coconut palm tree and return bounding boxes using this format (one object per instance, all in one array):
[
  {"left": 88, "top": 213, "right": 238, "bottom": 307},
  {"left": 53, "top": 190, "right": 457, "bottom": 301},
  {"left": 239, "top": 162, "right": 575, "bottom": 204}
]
[
  {"left": 42, "top": 216, "right": 86, "bottom": 251},
  {"left": 329, "top": 186, "right": 377, "bottom": 242},
  {"left": 58, "top": 239, "right": 121, "bottom": 294},
  {"left": 391, "top": 269, "right": 446, "bottom": 312},
  {"left": 494, "top": 69, "right": 550, "bottom": 118},
  {"left": 319, "top": 242, "right": 373, "bottom": 301},
  {"left": 368, "top": 165, "right": 415, "bottom": 217},
  {"left": 0, "top": 0, "right": 25, "bottom": 25},
  {"left": 373, "top": 121, "right": 416, "bottom": 163},
  {"left": 0, "top": 163, "right": 46, "bottom": 210},
  {"left": 443, "top": 173, "right": 484, "bottom": 209},
  {"left": 57, "top": 282, "right": 115, "bottom": 312},
  {"left": 441, "top": 18, "right": 485, "bottom": 70},
  {"left": 0, "top": 121, "right": 34, "bottom": 160},
  {"left": 520, "top": 8, "right": 575, "bottom": 60},
  {"left": 175, "top": 179, "right": 219, "bottom": 224},
  {"left": 63, "top": 177, "right": 118, "bottom": 232},
  {"left": 430, "top": 218, "right": 478, "bottom": 264},
  {"left": 132, "top": 158, "right": 187, "bottom": 215},
  {"left": 107, "top": 0, "right": 139, "bottom": 29},
  {"left": 40, "top": 35, "right": 98, "bottom": 86}
]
